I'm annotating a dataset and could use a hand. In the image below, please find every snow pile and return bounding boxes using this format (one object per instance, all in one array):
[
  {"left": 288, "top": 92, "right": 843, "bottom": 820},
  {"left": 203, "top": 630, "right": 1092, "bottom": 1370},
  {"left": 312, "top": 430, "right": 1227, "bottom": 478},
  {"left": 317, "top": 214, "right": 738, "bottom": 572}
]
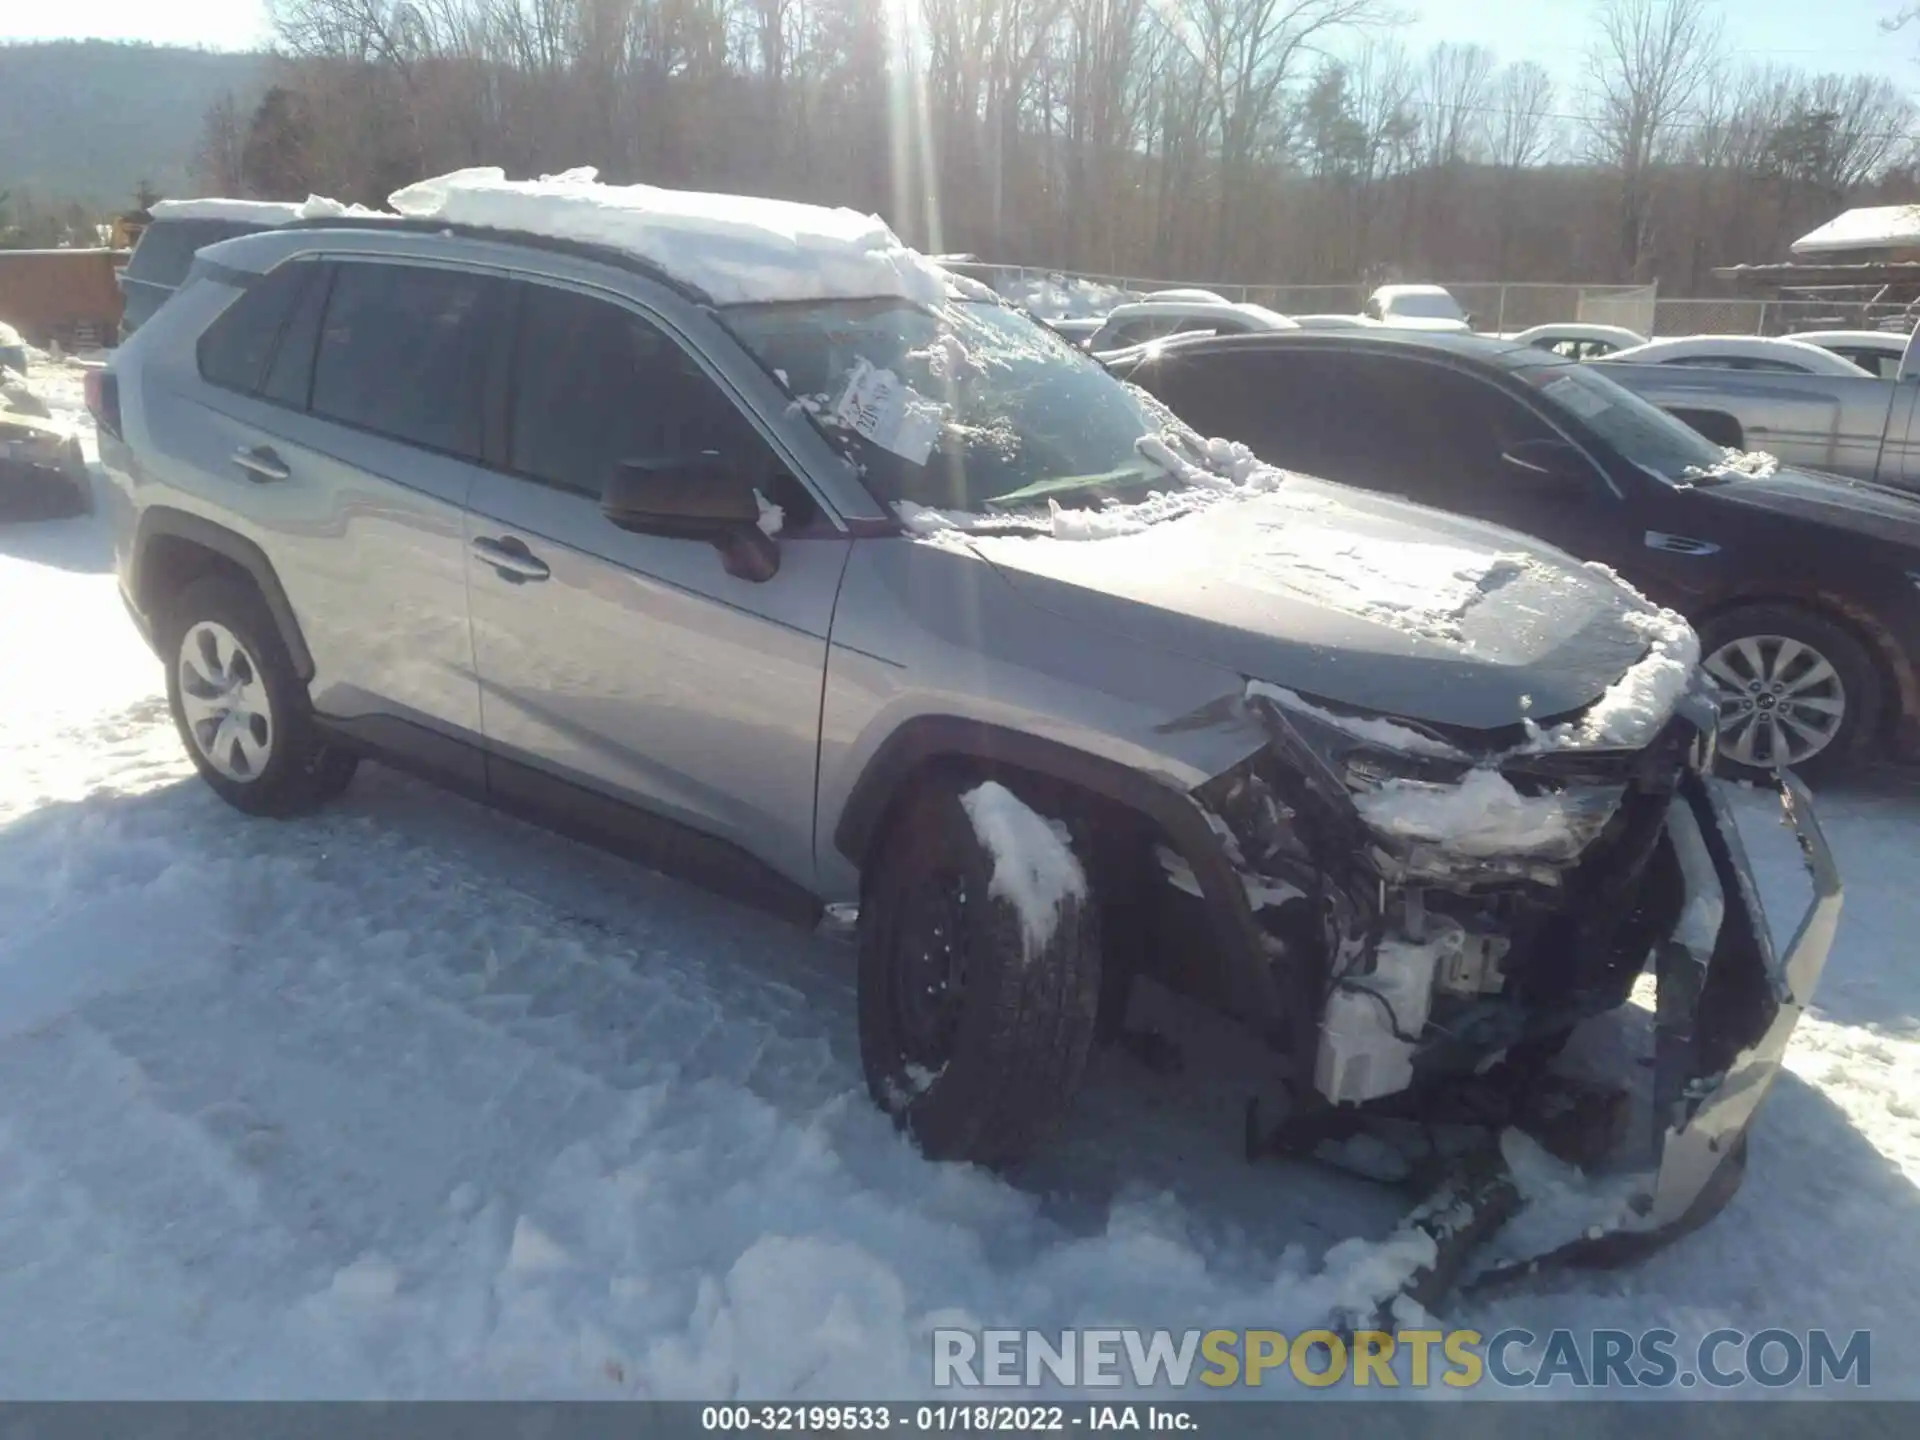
[
  {"left": 148, "top": 196, "right": 388, "bottom": 226},
  {"left": 1523, "top": 601, "right": 1700, "bottom": 752},
  {"left": 1681, "top": 446, "right": 1781, "bottom": 483},
  {"left": 387, "top": 168, "right": 948, "bottom": 307},
  {"left": 1245, "top": 681, "right": 1465, "bottom": 759},
  {"left": 1352, "top": 768, "right": 1600, "bottom": 859},
  {"left": 997, "top": 274, "right": 1134, "bottom": 320},
  {"left": 959, "top": 782, "right": 1087, "bottom": 959}
]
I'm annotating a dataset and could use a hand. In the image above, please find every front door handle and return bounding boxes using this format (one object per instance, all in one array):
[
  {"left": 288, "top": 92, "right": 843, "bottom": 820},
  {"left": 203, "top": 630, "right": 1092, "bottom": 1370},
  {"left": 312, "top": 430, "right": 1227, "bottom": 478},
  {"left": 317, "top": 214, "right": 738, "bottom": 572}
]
[
  {"left": 470, "top": 535, "right": 551, "bottom": 582},
  {"left": 232, "top": 445, "right": 290, "bottom": 482}
]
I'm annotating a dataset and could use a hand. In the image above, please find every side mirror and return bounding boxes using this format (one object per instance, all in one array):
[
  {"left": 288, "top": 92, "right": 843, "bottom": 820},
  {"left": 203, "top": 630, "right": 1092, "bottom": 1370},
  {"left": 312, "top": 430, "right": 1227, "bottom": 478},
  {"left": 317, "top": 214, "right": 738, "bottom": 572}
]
[
  {"left": 1501, "top": 438, "right": 1591, "bottom": 488},
  {"left": 601, "top": 457, "right": 780, "bottom": 582}
]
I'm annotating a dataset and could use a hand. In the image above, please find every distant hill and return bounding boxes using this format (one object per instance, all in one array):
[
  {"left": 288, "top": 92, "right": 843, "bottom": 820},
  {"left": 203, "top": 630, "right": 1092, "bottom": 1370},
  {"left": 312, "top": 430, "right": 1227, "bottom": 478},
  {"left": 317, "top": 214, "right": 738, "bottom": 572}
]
[{"left": 0, "top": 40, "right": 268, "bottom": 212}]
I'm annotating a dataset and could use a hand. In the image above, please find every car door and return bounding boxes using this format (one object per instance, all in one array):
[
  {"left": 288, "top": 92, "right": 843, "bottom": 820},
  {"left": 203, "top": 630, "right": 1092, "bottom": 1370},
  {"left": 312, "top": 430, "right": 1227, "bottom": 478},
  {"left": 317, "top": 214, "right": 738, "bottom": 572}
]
[
  {"left": 464, "top": 276, "right": 850, "bottom": 892},
  {"left": 1136, "top": 346, "right": 1653, "bottom": 581},
  {"left": 179, "top": 256, "right": 501, "bottom": 771}
]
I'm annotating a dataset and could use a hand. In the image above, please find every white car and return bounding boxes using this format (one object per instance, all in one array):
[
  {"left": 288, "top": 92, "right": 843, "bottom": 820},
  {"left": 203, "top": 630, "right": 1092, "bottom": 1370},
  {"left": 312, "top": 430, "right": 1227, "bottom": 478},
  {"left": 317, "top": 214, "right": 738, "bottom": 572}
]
[
  {"left": 1507, "top": 322, "right": 1647, "bottom": 361},
  {"left": 1286, "top": 313, "right": 1384, "bottom": 330},
  {"left": 1598, "top": 334, "right": 1875, "bottom": 378},
  {"left": 1141, "top": 288, "right": 1232, "bottom": 305},
  {"left": 1087, "top": 300, "right": 1297, "bottom": 356},
  {"left": 1788, "top": 330, "right": 1912, "bottom": 381},
  {"left": 1363, "top": 283, "right": 1471, "bottom": 332}
]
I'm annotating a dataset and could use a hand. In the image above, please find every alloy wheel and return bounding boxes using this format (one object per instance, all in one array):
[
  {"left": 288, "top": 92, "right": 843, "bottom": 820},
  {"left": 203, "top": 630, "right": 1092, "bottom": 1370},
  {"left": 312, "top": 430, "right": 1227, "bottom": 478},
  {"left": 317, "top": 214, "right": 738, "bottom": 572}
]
[{"left": 1702, "top": 633, "right": 1846, "bottom": 771}]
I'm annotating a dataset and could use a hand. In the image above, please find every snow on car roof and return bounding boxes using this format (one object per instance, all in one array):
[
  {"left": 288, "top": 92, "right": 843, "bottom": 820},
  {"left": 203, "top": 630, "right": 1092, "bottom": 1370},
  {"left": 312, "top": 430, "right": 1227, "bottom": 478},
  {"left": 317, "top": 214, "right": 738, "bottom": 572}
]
[
  {"left": 1791, "top": 204, "right": 1920, "bottom": 255},
  {"left": 146, "top": 196, "right": 390, "bottom": 226},
  {"left": 385, "top": 167, "right": 950, "bottom": 307}
]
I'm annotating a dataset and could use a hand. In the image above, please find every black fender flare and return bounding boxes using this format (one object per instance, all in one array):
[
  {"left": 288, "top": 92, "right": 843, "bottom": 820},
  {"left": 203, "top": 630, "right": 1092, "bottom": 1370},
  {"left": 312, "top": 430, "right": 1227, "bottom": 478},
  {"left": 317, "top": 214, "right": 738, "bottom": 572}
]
[
  {"left": 833, "top": 716, "right": 1290, "bottom": 1031},
  {"left": 130, "top": 506, "right": 316, "bottom": 681}
]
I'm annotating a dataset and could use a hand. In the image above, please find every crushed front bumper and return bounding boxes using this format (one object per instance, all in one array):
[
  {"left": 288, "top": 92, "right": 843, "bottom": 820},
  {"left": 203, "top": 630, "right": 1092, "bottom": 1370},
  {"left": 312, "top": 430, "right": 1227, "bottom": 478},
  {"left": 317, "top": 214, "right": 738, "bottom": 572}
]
[
  {"left": 1370, "top": 767, "right": 1841, "bottom": 1313},
  {"left": 1599, "top": 765, "right": 1839, "bottom": 1241}
]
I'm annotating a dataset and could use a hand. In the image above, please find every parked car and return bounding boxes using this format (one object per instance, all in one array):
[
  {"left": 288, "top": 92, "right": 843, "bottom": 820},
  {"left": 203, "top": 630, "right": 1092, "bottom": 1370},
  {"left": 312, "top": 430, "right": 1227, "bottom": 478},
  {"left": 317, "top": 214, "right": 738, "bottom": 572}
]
[
  {"left": 1789, "top": 329, "right": 1912, "bottom": 381},
  {"left": 1595, "top": 327, "right": 1918, "bottom": 483},
  {"left": 1286, "top": 313, "right": 1384, "bottom": 331},
  {"left": 1599, "top": 334, "right": 1875, "bottom": 377},
  {"left": 1, "top": 391, "right": 89, "bottom": 520},
  {"left": 93, "top": 171, "right": 1832, "bottom": 1299},
  {"left": 1112, "top": 328, "right": 1920, "bottom": 776},
  {"left": 0, "top": 320, "right": 27, "bottom": 377},
  {"left": 1364, "top": 283, "right": 1471, "bottom": 332},
  {"left": 1087, "top": 299, "right": 1296, "bottom": 356},
  {"left": 117, "top": 199, "right": 312, "bottom": 341},
  {"left": 1040, "top": 315, "right": 1104, "bottom": 348},
  {"left": 1508, "top": 322, "right": 1647, "bottom": 361}
]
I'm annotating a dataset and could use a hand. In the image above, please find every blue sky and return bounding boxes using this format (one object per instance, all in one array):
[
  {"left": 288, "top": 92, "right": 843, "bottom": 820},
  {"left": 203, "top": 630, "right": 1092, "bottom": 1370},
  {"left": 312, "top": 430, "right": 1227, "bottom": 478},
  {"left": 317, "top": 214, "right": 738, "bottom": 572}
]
[{"left": 3, "top": 0, "right": 1915, "bottom": 99}]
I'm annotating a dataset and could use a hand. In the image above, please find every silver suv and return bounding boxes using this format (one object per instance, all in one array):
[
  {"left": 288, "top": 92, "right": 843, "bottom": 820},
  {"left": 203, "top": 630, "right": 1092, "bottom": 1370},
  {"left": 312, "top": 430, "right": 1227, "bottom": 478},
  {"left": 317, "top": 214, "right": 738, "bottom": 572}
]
[{"left": 94, "top": 204, "right": 1836, "bottom": 1281}]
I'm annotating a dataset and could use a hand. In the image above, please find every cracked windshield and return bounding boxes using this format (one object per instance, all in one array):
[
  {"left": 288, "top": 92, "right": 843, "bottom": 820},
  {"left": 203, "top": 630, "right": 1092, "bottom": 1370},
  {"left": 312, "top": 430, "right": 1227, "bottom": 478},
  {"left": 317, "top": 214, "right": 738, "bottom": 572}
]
[{"left": 726, "top": 298, "right": 1188, "bottom": 513}]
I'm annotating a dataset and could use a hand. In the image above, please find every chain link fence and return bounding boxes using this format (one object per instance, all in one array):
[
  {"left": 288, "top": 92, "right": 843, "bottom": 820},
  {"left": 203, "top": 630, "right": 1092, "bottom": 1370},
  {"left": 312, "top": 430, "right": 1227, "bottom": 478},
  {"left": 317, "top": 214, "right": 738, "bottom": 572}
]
[
  {"left": 954, "top": 263, "right": 1658, "bottom": 334},
  {"left": 1653, "top": 298, "right": 1918, "bottom": 338}
]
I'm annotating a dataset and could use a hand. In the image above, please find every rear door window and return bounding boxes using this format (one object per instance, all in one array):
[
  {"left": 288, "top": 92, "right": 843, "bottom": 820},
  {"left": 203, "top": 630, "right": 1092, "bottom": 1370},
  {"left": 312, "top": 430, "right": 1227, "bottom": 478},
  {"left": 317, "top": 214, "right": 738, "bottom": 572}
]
[
  {"left": 196, "top": 260, "right": 320, "bottom": 396},
  {"left": 309, "top": 262, "right": 506, "bottom": 459}
]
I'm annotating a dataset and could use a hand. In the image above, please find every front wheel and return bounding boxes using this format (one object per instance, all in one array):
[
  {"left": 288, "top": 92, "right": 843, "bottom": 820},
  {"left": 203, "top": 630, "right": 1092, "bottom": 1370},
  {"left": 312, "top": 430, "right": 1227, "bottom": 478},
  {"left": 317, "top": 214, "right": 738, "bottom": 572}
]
[
  {"left": 1698, "top": 604, "right": 1879, "bottom": 782},
  {"left": 857, "top": 779, "right": 1102, "bottom": 1167}
]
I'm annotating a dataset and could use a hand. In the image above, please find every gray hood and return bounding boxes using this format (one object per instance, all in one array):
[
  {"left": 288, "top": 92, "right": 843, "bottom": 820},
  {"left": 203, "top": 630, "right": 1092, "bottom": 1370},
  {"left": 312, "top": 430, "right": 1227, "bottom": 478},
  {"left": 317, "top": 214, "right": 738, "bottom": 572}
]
[{"left": 965, "top": 478, "right": 1658, "bottom": 732}]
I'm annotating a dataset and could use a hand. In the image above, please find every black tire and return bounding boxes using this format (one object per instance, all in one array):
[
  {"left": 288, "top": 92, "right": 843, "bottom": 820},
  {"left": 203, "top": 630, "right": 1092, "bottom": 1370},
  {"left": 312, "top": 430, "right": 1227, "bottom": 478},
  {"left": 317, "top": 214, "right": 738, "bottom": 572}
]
[
  {"left": 160, "top": 574, "right": 358, "bottom": 817},
  {"left": 858, "top": 779, "right": 1102, "bottom": 1167},
  {"left": 1698, "top": 604, "right": 1880, "bottom": 782}
]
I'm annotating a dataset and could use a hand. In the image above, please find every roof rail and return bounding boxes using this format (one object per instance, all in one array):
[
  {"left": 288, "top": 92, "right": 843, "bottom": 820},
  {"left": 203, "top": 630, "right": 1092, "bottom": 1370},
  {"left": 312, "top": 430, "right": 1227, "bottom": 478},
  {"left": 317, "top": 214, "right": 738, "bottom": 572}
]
[{"left": 275, "top": 213, "right": 718, "bottom": 309}]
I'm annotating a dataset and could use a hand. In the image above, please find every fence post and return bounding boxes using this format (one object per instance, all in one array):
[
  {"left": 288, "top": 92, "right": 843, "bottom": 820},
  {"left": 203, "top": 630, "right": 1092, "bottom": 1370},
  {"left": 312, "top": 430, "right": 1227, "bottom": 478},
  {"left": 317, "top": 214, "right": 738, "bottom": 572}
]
[
  {"left": 1495, "top": 285, "right": 1507, "bottom": 334},
  {"left": 1757, "top": 301, "right": 1768, "bottom": 336}
]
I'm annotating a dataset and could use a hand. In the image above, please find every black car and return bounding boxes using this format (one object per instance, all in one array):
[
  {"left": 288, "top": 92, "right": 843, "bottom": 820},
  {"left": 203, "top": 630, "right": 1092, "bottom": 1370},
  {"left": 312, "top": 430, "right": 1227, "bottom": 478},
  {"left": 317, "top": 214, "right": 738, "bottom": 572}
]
[
  {"left": 1113, "top": 330, "right": 1920, "bottom": 778},
  {"left": 119, "top": 213, "right": 287, "bottom": 342}
]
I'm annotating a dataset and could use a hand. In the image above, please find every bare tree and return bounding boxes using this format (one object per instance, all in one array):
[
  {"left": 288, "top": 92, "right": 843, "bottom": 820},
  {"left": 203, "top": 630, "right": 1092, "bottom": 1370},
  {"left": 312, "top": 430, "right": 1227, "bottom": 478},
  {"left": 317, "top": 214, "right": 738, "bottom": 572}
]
[
  {"left": 1583, "top": 0, "right": 1724, "bottom": 279},
  {"left": 1415, "top": 41, "right": 1494, "bottom": 169}
]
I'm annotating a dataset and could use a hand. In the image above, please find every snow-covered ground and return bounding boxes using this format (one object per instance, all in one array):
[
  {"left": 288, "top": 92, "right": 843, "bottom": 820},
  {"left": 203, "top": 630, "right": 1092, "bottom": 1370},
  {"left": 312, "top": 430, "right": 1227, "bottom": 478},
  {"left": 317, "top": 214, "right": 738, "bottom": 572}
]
[{"left": 0, "top": 356, "right": 1915, "bottom": 1398}]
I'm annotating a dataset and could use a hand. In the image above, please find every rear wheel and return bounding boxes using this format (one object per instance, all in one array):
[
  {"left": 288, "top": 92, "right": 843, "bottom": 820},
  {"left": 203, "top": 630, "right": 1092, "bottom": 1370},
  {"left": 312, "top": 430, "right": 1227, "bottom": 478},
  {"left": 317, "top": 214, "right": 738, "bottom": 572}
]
[
  {"left": 161, "top": 576, "right": 358, "bottom": 817},
  {"left": 858, "top": 779, "right": 1102, "bottom": 1167},
  {"left": 1698, "top": 604, "right": 1879, "bottom": 781}
]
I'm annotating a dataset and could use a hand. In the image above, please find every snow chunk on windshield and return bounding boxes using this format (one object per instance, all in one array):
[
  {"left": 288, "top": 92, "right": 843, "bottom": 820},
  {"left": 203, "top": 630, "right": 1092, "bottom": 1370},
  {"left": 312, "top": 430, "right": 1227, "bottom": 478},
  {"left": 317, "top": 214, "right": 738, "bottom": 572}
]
[
  {"left": 388, "top": 167, "right": 949, "bottom": 307},
  {"left": 1681, "top": 446, "right": 1780, "bottom": 483},
  {"left": 959, "top": 782, "right": 1087, "bottom": 959},
  {"left": 1522, "top": 602, "right": 1700, "bottom": 752}
]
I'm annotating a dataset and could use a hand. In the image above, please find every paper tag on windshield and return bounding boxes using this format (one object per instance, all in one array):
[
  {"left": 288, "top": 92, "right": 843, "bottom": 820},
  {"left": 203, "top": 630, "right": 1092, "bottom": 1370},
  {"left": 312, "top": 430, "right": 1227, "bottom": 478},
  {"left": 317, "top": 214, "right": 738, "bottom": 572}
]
[
  {"left": 832, "top": 358, "right": 939, "bottom": 466},
  {"left": 1543, "top": 374, "right": 1611, "bottom": 419}
]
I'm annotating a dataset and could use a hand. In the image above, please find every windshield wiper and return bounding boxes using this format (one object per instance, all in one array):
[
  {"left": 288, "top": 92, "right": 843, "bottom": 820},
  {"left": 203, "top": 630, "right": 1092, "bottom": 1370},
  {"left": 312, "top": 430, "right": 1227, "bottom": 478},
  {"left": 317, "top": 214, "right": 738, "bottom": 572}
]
[{"left": 984, "top": 464, "right": 1161, "bottom": 511}]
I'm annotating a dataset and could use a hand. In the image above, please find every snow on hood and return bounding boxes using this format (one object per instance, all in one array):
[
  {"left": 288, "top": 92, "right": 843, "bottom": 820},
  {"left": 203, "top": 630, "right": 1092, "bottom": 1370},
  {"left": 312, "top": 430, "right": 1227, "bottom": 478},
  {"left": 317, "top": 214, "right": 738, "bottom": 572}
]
[
  {"left": 1518, "top": 587, "right": 1699, "bottom": 753},
  {"left": 387, "top": 167, "right": 949, "bottom": 307},
  {"left": 943, "top": 470, "right": 1666, "bottom": 732}
]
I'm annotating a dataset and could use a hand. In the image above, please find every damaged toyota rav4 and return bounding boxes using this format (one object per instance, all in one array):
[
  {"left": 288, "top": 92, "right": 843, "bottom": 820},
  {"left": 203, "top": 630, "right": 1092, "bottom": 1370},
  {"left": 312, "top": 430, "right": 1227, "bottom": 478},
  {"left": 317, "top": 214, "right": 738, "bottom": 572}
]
[{"left": 98, "top": 171, "right": 1838, "bottom": 1311}]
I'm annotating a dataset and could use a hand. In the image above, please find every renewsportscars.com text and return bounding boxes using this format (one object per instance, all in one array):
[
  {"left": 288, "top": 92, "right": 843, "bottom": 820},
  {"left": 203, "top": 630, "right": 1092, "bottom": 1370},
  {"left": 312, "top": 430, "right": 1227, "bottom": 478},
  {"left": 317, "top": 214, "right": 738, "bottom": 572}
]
[{"left": 931, "top": 1327, "right": 1872, "bottom": 1390}]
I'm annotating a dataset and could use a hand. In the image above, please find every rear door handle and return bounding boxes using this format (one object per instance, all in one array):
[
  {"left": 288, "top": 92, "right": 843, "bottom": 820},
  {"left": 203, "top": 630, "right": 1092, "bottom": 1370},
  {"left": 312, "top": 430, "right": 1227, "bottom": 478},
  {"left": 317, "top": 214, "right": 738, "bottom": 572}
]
[
  {"left": 232, "top": 445, "right": 290, "bottom": 483},
  {"left": 470, "top": 535, "right": 551, "bottom": 582}
]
